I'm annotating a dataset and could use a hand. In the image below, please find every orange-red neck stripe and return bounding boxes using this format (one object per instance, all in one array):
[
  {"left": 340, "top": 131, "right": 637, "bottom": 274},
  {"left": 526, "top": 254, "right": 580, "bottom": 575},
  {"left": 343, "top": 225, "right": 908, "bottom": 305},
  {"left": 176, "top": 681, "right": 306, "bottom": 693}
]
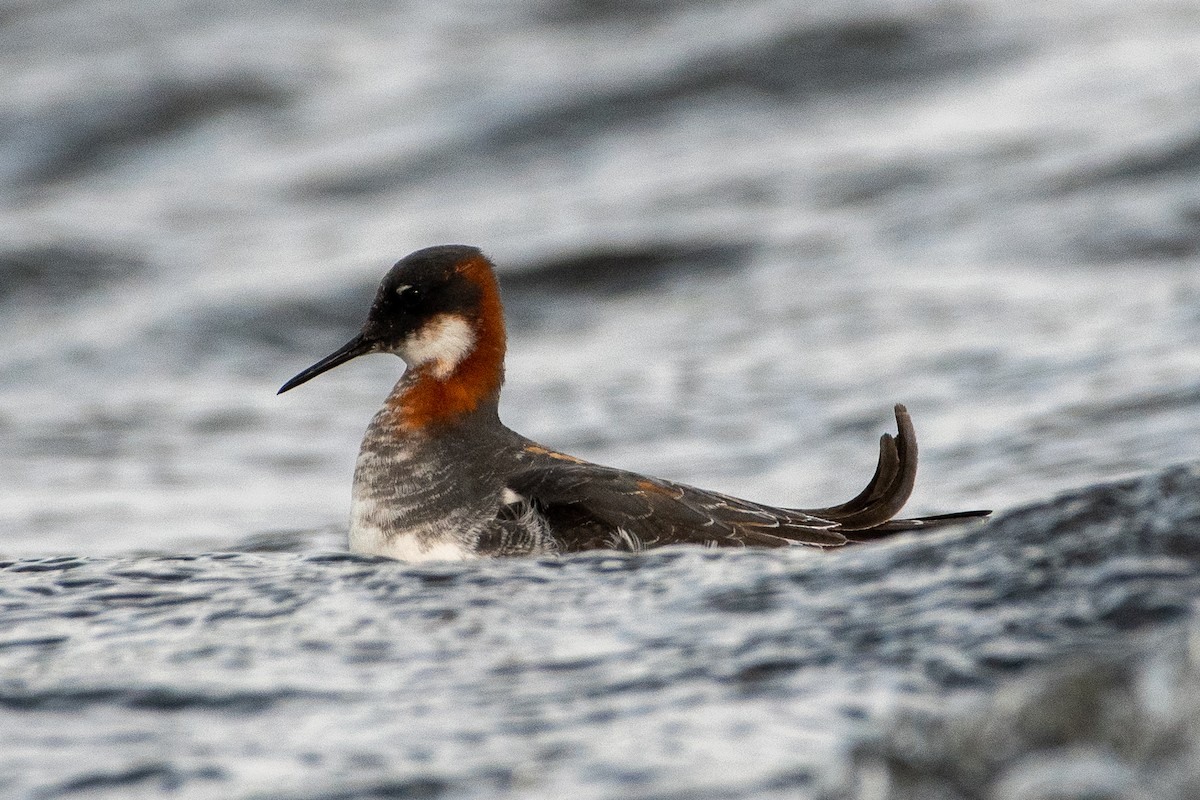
[{"left": 386, "top": 255, "right": 506, "bottom": 431}]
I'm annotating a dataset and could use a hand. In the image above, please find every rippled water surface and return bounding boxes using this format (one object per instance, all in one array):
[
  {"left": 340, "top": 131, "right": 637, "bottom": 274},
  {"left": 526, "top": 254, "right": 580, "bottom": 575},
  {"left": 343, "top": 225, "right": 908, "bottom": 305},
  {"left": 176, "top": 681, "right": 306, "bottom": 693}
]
[
  {"left": 5, "top": 466, "right": 1200, "bottom": 799},
  {"left": 3, "top": 0, "right": 1200, "bottom": 797}
]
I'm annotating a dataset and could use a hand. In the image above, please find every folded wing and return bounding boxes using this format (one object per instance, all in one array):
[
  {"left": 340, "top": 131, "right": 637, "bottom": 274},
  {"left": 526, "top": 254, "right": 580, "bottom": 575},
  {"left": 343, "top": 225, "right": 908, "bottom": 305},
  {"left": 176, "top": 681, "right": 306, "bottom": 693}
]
[{"left": 502, "top": 404, "right": 989, "bottom": 553}]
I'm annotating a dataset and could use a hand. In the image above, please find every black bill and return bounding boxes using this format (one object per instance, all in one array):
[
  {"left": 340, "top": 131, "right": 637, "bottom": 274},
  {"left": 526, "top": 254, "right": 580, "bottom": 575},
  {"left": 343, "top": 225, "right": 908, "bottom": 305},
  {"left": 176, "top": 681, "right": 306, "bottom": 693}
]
[{"left": 277, "top": 334, "right": 374, "bottom": 394}]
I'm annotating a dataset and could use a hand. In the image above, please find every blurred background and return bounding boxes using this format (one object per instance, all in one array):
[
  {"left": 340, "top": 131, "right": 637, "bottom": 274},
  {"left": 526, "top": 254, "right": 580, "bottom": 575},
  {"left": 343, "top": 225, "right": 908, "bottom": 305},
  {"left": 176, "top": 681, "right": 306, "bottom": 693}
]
[{"left": 2, "top": 0, "right": 1199, "bottom": 555}]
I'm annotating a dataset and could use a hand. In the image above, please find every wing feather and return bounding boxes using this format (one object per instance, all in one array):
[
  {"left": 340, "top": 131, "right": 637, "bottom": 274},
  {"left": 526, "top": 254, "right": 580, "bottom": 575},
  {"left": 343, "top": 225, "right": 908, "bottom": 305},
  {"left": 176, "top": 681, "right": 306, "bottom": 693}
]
[
  {"left": 505, "top": 463, "right": 845, "bottom": 552},
  {"left": 502, "top": 404, "right": 989, "bottom": 553}
]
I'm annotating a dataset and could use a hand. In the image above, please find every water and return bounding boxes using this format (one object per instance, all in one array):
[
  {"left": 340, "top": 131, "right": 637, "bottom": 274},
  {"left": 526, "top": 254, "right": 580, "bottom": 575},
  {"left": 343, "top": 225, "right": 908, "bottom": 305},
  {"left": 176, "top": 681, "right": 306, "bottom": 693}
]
[
  {"left": 5, "top": 466, "right": 1200, "bottom": 798},
  {"left": 3, "top": 0, "right": 1200, "bottom": 797}
]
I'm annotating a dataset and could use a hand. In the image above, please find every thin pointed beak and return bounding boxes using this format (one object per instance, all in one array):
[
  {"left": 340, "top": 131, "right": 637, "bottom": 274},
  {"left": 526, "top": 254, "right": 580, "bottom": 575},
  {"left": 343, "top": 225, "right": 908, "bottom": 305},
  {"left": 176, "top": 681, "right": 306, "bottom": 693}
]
[{"left": 277, "top": 334, "right": 375, "bottom": 394}]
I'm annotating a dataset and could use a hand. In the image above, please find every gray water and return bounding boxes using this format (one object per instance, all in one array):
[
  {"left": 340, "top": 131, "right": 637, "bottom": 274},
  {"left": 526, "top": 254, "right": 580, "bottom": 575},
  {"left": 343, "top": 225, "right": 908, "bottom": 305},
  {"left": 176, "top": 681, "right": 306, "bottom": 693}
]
[
  {"left": 3, "top": 1, "right": 1200, "bottom": 797},
  {"left": 5, "top": 467, "right": 1200, "bottom": 799}
]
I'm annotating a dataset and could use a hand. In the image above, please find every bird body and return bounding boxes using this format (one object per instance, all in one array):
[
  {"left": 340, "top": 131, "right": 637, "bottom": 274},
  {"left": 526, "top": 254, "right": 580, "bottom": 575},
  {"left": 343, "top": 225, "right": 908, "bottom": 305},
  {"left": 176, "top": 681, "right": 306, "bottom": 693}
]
[{"left": 279, "top": 245, "right": 988, "bottom": 561}]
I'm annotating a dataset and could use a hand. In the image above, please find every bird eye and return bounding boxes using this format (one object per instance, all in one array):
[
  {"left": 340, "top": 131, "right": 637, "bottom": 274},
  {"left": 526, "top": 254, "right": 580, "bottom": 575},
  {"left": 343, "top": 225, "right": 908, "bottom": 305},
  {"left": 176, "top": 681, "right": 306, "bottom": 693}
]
[{"left": 394, "top": 284, "right": 422, "bottom": 307}]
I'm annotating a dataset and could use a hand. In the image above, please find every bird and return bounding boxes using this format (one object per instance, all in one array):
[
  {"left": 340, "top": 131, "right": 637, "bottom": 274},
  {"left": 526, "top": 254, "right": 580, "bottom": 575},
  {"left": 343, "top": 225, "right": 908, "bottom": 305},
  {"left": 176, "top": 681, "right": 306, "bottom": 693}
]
[{"left": 278, "top": 245, "right": 989, "bottom": 561}]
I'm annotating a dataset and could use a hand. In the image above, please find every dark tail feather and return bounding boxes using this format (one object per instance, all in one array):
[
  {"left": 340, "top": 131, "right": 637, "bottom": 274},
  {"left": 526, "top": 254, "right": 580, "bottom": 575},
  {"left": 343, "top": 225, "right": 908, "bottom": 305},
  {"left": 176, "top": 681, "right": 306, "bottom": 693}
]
[
  {"left": 799, "top": 404, "right": 920, "bottom": 530},
  {"left": 797, "top": 404, "right": 990, "bottom": 543},
  {"left": 842, "top": 509, "right": 992, "bottom": 542}
]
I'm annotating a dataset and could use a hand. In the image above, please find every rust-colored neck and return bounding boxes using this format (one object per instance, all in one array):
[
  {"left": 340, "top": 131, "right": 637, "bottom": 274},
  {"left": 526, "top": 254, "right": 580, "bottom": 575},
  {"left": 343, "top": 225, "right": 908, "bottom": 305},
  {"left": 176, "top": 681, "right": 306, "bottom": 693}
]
[{"left": 386, "top": 254, "right": 506, "bottom": 431}]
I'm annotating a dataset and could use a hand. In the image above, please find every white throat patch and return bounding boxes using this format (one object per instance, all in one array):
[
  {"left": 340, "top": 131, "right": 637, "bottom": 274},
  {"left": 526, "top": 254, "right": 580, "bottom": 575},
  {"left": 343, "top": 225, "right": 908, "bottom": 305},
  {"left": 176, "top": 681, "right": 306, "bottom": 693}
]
[{"left": 400, "top": 314, "right": 476, "bottom": 378}]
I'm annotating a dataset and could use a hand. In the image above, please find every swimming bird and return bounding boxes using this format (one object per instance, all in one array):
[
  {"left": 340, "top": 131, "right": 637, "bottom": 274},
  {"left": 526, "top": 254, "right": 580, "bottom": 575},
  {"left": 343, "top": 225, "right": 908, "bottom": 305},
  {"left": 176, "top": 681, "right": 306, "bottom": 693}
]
[{"left": 278, "top": 245, "right": 989, "bottom": 561}]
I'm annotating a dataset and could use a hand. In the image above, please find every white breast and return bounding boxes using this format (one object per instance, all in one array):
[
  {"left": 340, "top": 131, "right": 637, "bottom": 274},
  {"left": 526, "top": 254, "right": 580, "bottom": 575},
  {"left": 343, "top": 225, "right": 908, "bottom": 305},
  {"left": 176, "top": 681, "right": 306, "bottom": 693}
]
[{"left": 349, "top": 494, "right": 478, "bottom": 562}]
